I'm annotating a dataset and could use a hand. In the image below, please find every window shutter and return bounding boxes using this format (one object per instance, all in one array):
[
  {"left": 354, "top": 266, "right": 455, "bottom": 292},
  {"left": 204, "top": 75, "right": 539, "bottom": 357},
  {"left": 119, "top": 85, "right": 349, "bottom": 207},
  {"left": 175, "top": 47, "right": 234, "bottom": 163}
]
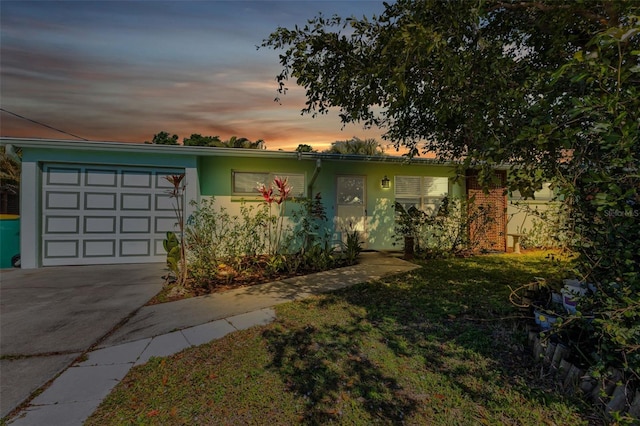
[
  {"left": 423, "top": 177, "right": 449, "bottom": 197},
  {"left": 276, "top": 174, "right": 305, "bottom": 197},
  {"left": 233, "top": 172, "right": 268, "bottom": 194},
  {"left": 395, "top": 176, "right": 421, "bottom": 197}
]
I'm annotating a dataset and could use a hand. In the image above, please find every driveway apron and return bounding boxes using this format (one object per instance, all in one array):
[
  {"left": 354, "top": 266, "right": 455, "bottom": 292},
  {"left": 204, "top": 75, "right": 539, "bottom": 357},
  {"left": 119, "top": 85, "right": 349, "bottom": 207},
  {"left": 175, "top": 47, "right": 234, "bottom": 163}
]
[{"left": 0, "top": 263, "right": 165, "bottom": 418}]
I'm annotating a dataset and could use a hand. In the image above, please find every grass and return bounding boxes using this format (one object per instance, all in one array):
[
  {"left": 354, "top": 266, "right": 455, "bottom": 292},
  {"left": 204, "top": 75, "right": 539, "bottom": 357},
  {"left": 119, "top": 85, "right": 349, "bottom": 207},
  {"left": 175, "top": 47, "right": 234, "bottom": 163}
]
[{"left": 86, "top": 251, "right": 596, "bottom": 425}]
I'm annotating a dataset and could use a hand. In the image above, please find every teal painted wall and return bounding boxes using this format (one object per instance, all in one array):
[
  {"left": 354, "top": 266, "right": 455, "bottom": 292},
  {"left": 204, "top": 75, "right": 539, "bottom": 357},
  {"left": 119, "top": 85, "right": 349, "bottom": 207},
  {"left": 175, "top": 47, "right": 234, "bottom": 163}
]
[{"left": 22, "top": 147, "right": 198, "bottom": 169}]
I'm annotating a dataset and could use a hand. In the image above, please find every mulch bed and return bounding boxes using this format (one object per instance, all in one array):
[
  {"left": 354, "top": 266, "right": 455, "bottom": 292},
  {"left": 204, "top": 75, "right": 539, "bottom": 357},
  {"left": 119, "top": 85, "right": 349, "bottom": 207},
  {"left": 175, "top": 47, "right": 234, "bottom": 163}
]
[{"left": 147, "top": 261, "right": 337, "bottom": 305}]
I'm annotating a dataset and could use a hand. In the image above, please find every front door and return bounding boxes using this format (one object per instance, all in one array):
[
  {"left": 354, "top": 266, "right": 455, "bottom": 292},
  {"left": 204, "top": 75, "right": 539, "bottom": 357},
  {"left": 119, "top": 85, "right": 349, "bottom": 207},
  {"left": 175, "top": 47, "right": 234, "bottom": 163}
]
[{"left": 335, "top": 175, "right": 367, "bottom": 248}]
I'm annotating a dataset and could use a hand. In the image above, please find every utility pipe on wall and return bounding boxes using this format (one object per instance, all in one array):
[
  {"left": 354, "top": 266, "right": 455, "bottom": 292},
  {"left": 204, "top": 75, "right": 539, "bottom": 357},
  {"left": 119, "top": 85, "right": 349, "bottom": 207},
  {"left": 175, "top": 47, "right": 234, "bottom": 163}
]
[{"left": 307, "top": 159, "right": 321, "bottom": 198}]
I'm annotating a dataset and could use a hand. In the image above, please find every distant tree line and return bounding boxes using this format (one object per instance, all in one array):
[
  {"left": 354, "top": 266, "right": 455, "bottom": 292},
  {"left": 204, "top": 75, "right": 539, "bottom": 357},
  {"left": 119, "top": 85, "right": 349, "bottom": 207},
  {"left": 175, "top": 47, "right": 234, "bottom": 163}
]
[
  {"left": 296, "top": 137, "right": 385, "bottom": 155},
  {"left": 146, "top": 131, "right": 265, "bottom": 149},
  {"left": 148, "top": 132, "right": 386, "bottom": 155}
]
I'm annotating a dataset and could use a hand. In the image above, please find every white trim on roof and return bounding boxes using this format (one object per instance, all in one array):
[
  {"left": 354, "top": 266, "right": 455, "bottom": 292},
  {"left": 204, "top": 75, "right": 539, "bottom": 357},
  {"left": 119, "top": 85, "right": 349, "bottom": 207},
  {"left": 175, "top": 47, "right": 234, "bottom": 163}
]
[{"left": 0, "top": 137, "right": 456, "bottom": 166}]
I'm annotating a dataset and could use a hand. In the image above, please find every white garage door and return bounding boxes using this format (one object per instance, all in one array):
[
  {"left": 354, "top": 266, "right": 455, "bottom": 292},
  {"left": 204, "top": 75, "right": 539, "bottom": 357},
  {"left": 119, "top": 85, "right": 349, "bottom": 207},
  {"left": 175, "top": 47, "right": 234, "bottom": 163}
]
[{"left": 42, "top": 164, "right": 183, "bottom": 266}]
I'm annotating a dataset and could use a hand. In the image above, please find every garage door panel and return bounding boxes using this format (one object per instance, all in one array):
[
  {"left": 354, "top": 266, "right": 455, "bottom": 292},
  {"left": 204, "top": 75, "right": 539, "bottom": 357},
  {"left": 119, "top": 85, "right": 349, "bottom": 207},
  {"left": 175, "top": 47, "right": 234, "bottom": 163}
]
[
  {"left": 44, "top": 240, "right": 79, "bottom": 258},
  {"left": 42, "top": 164, "right": 183, "bottom": 266},
  {"left": 84, "top": 216, "right": 116, "bottom": 233},
  {"left": 46, "top": 216, "right": 79, "bottom": 234},
  {"left": 155, "top": 173, "right": 175, "bottom": 188},
  {"left": 122, "top": 170, "right": 152, "bottom": 188},
  {"left": 155, "top": 217, "right": 176, "bottom": 233},
  {"left": 155, "top": 194, "right": 174, "bottom": 211},
  {"left": 47, "top": 167, "right": 81, "bottom": 186},
  {"left": 84, "top": 240, "right": 116, "bottom": 257},
  {"left": 120, "top": 216, "right": 151, "bottom": 233},
  {"left": 47, "top": 192, "right": 80, "bottom": 209},
  {"left": 154, "top": 239, "right": 167, "bottom": 256},
  {"left": 121, "top": 193, "right": 151, "bottom": 210},
  {"left": 85, "top": 192, "right": 117, "bottom": 210},
  {"left": 120, "top": 240, "right": 150, "bottom": 256},
  {"left": 85, "top": 169, "right": 118, "bottom": 186}
]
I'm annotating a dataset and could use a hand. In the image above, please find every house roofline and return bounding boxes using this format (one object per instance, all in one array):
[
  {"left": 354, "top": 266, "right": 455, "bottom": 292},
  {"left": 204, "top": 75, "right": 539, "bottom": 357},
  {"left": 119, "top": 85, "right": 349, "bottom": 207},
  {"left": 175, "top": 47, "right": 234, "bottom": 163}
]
[{"left": 0, "top": 137, "right": 458, "bottom": 166}]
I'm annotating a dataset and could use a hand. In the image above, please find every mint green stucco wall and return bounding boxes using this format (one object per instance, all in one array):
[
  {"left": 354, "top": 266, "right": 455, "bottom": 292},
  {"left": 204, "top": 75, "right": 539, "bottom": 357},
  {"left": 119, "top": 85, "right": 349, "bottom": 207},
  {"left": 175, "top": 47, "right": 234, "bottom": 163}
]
[
  {"left": 198, "top": 156, "right": 314, "bottom": 197},
  {"left": 197, "top": 155, "right": 462, "bottom": 251},
  {"left": 314, "top": 160, "right": 462, "bottom": 250}
]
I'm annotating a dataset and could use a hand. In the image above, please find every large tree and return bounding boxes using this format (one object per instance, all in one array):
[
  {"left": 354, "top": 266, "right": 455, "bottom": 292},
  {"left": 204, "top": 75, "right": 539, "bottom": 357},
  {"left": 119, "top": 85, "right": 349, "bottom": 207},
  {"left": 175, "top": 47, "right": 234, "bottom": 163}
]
[
  {"left": 262, "top": 0, "right": 634, "bottom": 176},
  {"left": 263, "top": 0, "right": 640, "bottom": 380}
]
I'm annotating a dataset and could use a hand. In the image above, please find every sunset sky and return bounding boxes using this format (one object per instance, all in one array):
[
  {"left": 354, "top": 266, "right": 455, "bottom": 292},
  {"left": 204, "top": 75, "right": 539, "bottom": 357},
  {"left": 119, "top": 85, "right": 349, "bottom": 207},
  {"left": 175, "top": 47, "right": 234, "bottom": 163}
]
[{"left": 1, "top": 1, "right": 390, "bottom": 152}]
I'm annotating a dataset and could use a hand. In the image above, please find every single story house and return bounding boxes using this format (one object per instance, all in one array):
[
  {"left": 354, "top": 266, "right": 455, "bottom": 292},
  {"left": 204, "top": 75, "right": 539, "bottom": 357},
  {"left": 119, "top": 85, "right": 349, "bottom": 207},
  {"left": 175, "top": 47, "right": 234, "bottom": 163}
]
[{"left": 1, "top": 137, "right": 520, "bottom": 269}]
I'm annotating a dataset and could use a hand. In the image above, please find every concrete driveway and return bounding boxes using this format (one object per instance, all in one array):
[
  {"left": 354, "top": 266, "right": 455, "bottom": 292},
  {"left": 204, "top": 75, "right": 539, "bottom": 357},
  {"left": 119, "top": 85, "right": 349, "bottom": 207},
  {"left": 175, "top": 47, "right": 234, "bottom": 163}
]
[{"left": 0, "top": 263, "right": 165, "bottom": 418}]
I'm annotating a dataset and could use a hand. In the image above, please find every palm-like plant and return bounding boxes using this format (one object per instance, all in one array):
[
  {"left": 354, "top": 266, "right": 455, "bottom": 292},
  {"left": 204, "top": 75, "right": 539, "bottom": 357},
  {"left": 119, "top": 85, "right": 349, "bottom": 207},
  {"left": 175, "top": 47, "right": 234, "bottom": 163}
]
[
  {"left": 257, "top": 176, "right": 292, "bottom": 254},
  {"left": 165, "top": 174, "right": 188, "bottom": 286},
  {"left": 223, "top": 136, "right": 265, "bottom": 149},
  {"left": 0, "top": 146, "right": 20, "bottom": 195},
  {"left": 324, "top": 137, "right": 385, "bottom": 156},
  {"left": 1, "top": 146, "right": 20, "bottom": 214}
]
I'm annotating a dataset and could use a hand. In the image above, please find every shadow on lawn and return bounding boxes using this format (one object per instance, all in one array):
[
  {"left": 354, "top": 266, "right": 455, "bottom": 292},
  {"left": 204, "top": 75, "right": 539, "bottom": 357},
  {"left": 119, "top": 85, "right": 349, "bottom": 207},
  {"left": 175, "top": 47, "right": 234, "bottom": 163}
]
[
  {"left": 263, "top": 253, "right": 581, "bottom": 422},
  {"left": 263, "top": 317, "right": 417, "bottom": 423}
]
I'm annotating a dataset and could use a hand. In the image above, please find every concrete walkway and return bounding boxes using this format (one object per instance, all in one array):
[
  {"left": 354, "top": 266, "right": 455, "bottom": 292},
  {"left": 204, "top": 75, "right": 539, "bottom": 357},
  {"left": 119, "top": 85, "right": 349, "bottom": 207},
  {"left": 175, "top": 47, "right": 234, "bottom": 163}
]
[{"left": 5, "top": 252, "right": 419, "bottom": 425}]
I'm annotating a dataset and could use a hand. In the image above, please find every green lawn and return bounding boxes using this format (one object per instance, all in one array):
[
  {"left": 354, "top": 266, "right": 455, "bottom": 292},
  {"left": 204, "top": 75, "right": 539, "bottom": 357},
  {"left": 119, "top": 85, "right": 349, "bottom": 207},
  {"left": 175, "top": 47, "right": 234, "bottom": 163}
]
[{"left": 86, "top": 251, "right": 595, "bottom": 425}]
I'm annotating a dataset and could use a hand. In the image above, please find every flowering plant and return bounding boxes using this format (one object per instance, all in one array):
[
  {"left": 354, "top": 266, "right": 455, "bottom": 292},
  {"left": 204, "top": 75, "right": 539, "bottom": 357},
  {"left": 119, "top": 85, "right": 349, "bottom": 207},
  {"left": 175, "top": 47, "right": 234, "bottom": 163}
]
[
  {"left": 164, "top": 174, "right": 188, "bottom": 286},
  {"left": 257, "top": 176, "right": 291, "bottom": 205},
  {"left": 257, "top": 176, "right": 293, "bottom": 254}
]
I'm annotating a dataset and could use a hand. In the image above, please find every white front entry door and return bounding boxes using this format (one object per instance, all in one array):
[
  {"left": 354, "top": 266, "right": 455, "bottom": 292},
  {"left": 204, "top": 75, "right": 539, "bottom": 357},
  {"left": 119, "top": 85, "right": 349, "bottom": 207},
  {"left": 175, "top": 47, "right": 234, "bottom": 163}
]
[
  {"left": 41, "top": 164, "right": 183, "bottom": 266},
  {"left": 335, "top": 175, "right": 367, "bottom": 248}
]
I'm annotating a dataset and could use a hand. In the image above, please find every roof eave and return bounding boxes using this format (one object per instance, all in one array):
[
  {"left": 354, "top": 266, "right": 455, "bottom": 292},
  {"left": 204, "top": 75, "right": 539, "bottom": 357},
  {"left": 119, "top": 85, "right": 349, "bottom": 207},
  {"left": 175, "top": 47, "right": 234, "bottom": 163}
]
[{"left": 0, "top": 137, "right": 458, "bottom": 166}]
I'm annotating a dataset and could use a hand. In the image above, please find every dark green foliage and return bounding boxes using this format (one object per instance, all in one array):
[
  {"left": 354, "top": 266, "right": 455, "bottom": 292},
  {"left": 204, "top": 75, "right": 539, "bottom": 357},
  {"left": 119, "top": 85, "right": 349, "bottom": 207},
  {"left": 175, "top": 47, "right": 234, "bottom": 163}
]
[
  {"left": 263, "top": 0, "right": 639, "bottom": 379},
  {"left": 285, "top": 193, "right": 359, "bottom": 272},
  {"left": 295, "top": 144, "right": 316, "bottom": 152},
  {"left": 183, "top": 133, "right": 222, "bottom": 147},
  {"left": 146, "top": 131, "right": 179, "bottom": 145},
  {"left": 323, "top": 137, "right": 385, "bottom": 156},
  {"left": 163, "top": 231, "right": 181, "bottom": 279},
  {"left": 394, "top": 197, "right": 495, "bottom": 258},
  {"left": 537, "top": 22, "right": 640, "bottom": 378},
  {"left": 262, "top": 1, "right": 629, "bottom": 162},
  {"left": 341, "top": 227, "right": 363, "bottom": 265},
  {"left": 0, "top": 146, "right": 20, "bottom": 196}
]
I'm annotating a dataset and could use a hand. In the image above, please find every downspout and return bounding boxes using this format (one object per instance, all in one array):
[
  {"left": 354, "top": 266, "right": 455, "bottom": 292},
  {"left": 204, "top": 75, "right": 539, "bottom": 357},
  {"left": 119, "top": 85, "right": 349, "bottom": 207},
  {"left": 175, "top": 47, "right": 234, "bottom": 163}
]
[{"left": 307, "top": 159, "right": 321, "bottom": 198}]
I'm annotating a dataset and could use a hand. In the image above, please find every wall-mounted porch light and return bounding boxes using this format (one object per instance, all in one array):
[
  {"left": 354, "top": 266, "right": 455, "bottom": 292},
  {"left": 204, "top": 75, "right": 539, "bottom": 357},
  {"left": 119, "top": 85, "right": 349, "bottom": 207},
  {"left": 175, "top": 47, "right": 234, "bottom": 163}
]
[{"left": 381, "top": 175, "right": 390, "bottom": 189}]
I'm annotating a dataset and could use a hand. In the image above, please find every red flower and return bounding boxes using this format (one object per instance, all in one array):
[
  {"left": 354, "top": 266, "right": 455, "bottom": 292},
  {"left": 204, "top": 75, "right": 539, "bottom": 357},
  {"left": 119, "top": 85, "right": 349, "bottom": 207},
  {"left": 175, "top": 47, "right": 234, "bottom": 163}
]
[
  {"left": 273, "top": 176, "right": 292, "bottom": 204},
  {"left": 165, "top": 174, "right": 185, "bottom": 189},
  {"left": 256, "top": 182, "right": 275, "bottom": 203}
]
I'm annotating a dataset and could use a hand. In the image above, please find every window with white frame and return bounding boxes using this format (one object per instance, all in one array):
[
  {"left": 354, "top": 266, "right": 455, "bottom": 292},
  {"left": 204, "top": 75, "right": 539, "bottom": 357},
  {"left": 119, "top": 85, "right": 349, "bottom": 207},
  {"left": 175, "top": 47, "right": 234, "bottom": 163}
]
[
  {"left": 232, "top": 171, "right": 305, "bottom": 197},
  {"left": 394, "top": 176, "right": 449, "bottom": 213}
]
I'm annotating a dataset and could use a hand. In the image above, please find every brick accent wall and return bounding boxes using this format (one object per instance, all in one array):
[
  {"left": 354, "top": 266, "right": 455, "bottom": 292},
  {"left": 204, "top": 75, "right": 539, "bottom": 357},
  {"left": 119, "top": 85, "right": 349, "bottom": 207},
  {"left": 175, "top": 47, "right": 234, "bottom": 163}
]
[{"left": 466, "top": 170, "right": 507, "bottom": 252}]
